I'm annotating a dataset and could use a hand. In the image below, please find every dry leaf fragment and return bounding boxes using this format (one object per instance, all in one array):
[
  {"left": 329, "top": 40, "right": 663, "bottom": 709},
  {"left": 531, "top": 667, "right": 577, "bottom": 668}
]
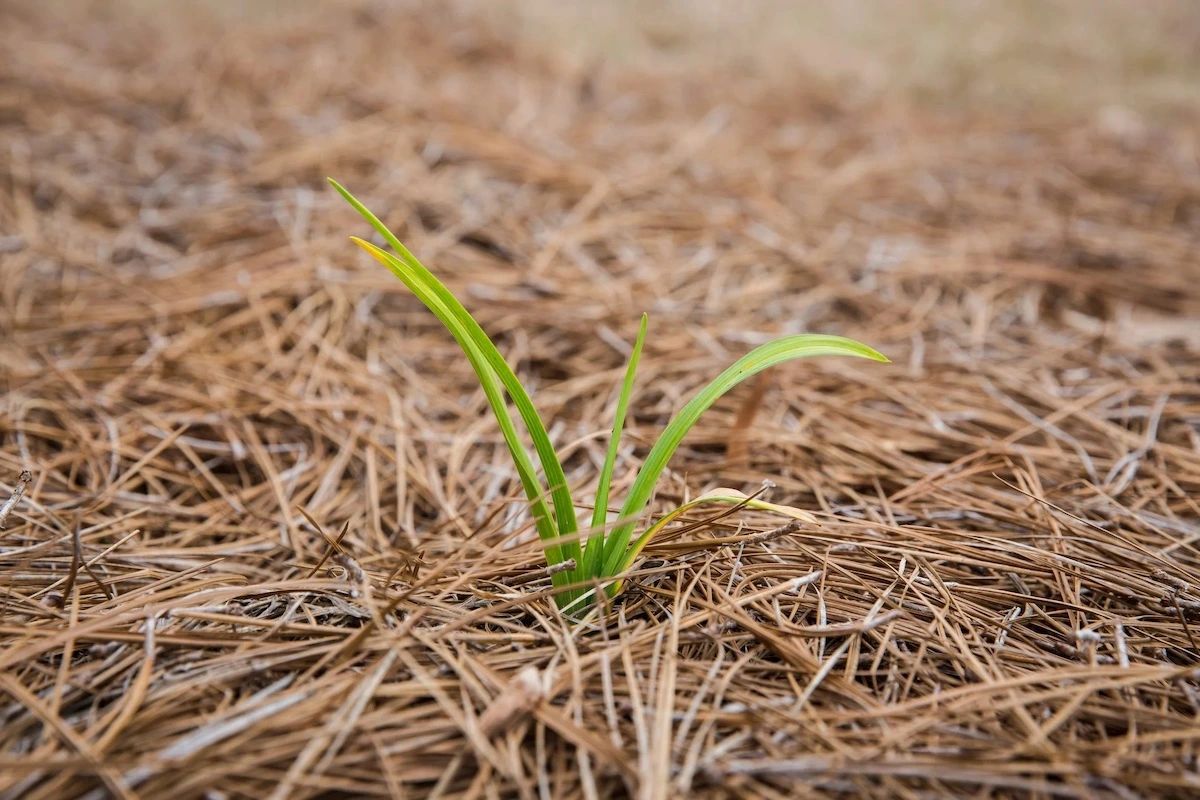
[{"left": 478, "top": 666, "right": 545, "bottom": 738}]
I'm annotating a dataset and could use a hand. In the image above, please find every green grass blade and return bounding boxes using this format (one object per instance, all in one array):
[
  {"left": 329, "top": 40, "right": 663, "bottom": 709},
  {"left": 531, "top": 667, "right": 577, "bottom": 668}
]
[
  {"left": 331, "top": 179, "right": 582, "bottom": 561},
  {"left": 351, "top": 238, "right": 569, "bottom": 570},
  {"left": 601, "top": 335, "right": 888, "bottom": 575},
  {"left": 580, "top": 313, "right": 648, "bottom": 581}
]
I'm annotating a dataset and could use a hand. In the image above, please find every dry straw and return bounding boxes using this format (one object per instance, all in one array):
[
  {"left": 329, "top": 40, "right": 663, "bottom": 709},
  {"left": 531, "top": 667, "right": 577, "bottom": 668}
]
[{"left": 1, "top": 2, "right": 1199, "bottom": 798}]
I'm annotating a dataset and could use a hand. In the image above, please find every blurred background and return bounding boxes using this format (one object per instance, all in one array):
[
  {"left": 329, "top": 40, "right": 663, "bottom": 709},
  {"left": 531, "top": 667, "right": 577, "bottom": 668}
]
[
  {"left": 484, "top": 0, "right": 1200, "bottom": 117},
  {"left": 95, "top": 0, "right": 1200, "bottom": 117}
]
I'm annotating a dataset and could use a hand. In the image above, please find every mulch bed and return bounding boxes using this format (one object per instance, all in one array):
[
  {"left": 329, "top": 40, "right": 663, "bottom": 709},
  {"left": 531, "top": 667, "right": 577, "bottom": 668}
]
[{"left": 2, "top": 3, "right": 1200, "bottom": 797}]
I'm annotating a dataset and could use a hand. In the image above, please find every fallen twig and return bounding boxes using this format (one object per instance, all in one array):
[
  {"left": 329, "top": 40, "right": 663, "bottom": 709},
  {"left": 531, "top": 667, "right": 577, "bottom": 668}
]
[{"left": 0, "top": 470, "right": 32, "bottom": 529}]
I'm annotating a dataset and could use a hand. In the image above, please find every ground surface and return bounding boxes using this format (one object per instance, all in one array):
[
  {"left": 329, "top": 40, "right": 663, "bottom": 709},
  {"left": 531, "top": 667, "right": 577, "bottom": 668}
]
[{"left": 3, "top": 2, "right": 1200, "bottom": 798}]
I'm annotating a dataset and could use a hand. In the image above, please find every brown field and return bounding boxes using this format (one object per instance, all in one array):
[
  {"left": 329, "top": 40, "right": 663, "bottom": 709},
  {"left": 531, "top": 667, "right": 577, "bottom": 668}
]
[{"left": 3, "top": 2, "right": 1200, "bottom": 798}]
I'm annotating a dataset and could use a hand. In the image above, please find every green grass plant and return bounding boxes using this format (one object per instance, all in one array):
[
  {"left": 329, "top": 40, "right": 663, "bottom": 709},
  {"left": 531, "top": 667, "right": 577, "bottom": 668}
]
[{"left": 330, "top": 179, "right": 888, "bottom": 614}]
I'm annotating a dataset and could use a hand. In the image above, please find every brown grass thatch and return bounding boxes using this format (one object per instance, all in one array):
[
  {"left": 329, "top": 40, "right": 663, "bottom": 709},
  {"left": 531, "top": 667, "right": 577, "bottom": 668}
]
[{"left": 2, "top": 2, "right": 1200, "bottom": 797}]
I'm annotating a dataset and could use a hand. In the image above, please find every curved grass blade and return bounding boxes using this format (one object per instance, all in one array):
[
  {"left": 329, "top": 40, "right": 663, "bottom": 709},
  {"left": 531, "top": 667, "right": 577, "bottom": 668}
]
[
  {"left": 580, "top": 313, "right": 648, "bottom": 582},
  {"left": 351, "top": 238, "right": 573, "bottom": 572},
  {"left": 556, "top": 489, "right": 818, "bottom": 615},
  {"left": 607, "top": 489, "right": 819, "bottom": 596},
  {"left": 331, "top": 179, "right": 581, "bottom": 560},
  {"left": 601, "top": 335, "right": 887, "bottom": 576}
]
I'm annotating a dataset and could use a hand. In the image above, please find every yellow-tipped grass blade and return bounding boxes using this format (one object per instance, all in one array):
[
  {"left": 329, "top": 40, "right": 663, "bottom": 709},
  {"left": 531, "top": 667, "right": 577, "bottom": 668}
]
[{"left": 608, "top": 488, "right": 820, "bottom": 596}]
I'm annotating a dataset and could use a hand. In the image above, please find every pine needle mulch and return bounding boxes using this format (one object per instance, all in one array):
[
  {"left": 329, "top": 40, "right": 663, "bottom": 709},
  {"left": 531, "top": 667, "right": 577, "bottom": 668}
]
[{"left": 2, "top": 4, "right": 1200, "bottom": 798}]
